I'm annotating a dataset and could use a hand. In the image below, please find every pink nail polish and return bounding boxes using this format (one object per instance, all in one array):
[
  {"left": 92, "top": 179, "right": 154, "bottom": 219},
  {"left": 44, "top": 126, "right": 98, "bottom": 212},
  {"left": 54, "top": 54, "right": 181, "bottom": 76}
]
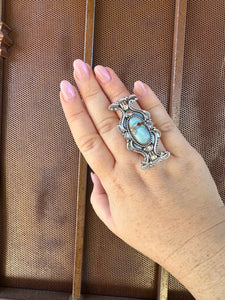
[
  {"left": 135, "top": 81, "right": 147, "bottom": 96},
  {"left": 94, "top": 65, "right": 111, "bottom": 84},
  {"left": 60, "top": 80, "right": 75, "bottom": 102},
  {"left": 90, "top": 172, "right": 95, "bottom": 184},
  {"left": 73, "top": 59, "right": 89, "bottom": 79}
]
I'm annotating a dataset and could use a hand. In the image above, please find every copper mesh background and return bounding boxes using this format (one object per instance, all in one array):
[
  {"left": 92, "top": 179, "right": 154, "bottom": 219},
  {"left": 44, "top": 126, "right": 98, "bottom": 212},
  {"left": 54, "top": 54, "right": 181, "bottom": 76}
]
[
  {"left": 169, "top": 0, "right": 225, "bottom": 299},
  {"left": 1, "top": 0, "right": 85, "bottom": 292},
  {"left": 1, "top": 0, "right": 224, "bottom": 299},
  {"left": 179, "top": 0, "right": 225, "bottom": 201}
]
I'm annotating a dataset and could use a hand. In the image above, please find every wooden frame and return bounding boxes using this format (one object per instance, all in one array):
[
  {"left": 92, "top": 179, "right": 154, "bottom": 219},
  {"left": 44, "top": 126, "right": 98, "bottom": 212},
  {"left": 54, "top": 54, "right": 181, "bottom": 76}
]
[{"left": 0, "top": 288, "right": 146, "bottom": 300}]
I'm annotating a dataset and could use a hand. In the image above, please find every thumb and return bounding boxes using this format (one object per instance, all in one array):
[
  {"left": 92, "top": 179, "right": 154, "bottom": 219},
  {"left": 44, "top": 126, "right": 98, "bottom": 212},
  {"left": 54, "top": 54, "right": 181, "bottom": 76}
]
[{"left": 90, "top": 173, "right": 117, "bottom": 235}]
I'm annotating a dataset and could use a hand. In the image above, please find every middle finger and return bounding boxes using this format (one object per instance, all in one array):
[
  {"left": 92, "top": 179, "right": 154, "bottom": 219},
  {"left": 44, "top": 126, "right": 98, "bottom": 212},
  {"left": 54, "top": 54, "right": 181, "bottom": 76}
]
[{"left": 73, "top": 59, "right": 136, "bottom": 163}]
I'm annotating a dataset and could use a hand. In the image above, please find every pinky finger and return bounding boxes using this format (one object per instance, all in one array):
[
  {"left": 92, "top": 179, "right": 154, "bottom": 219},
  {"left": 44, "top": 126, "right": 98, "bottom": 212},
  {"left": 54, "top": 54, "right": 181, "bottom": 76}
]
[{"left": 90, "top": 173, "right": 117, "bottom": 235}]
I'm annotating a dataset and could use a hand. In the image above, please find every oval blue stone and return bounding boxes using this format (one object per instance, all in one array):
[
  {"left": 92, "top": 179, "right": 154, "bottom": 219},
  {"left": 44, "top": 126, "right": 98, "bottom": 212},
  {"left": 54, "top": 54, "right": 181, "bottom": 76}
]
[{"left": 128, "top": 116, "right": 151, "bottom": 144}]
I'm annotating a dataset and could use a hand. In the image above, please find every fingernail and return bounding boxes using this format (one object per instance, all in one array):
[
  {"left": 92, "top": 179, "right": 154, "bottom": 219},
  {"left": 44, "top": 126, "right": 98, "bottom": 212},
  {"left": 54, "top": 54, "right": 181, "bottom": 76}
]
[
  {"left": 60, "top": 80, "right": 75, "bottom": 102},
  {"left": 90, "top": 172, "right": 95, "bottom": 184},
  {"left": 73, "top": 59, "right": 89, "bottom": 79},
  {"left": 134, "top": 81, "right": 147, "bottom": 96},
  {"left": 94, "top": 65, "right": 111, "bottom": 84}
]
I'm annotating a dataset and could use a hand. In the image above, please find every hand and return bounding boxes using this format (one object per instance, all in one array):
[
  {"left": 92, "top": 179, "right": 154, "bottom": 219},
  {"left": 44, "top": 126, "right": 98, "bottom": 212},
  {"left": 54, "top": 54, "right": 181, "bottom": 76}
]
[{"left": 60, "top": 59, "right": 225, "bottom": 299}]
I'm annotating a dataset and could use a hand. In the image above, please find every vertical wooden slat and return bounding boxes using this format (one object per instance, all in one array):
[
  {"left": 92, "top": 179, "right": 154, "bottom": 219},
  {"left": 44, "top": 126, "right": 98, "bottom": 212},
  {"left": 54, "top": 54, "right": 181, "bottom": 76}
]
[
  {"left": 0, "top": 0, "right": 12, "bottom": 130},
  {"left": 157, "top": 267, "right": 169, "bottom": 300},
  {"left": 157, "top": 0, "right": 187, "bottom": 299},
  {"left": 0, "top": 0, "right": 5, "bottom": 291},
  {"left": 0, "top": 0, "right": 5, "bottom": 21},
  {"left": 0, "top": 0, "right": 5, "bottom": 114},
  {"left": 0, "top": 1, "right": 13, "bottom": 295},
  {"left": 0, "top": 53, "right": 4, "bottom": 127},
  {"left": 83, "top": 0, "right": 96, "bottom": 67},
  {"left": 169, "top": 0, "right": 188, "bottom": 127},
  {"left": 72, "top": 1, "right": 96, "bottom": 299}
]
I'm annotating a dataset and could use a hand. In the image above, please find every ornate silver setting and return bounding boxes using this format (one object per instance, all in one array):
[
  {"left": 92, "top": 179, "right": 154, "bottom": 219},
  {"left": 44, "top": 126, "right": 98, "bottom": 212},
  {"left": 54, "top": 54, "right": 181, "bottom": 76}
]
[{"left": 109, "top": 94, "right": 170, "bottom": 169}]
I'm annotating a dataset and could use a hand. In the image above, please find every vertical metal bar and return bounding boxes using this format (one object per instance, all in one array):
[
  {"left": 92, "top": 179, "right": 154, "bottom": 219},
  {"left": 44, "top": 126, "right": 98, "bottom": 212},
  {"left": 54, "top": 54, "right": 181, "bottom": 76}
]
[
  {"left": 0, "top": 0, "right": 6, "bottom": 125},
  {"left": 157, "top": 267, "right": 169, "bottom": 300},
  {"left": 157, "top": 0, "right": 187, "bottom": 299},
  {"left": 72, "top": 1, "right": 96, "bottom": 299},
  {"left": 0, "top": 0, "right": 5, "bottom": 286},
  {"left": 0, "top": 0, "right": 13, "bottom": 133},
  {"left": 0, "top": 0, "right": 5, "bottom": 21},
  {"left": 83, "top": 0, "right": 96, "bottom": 67},
  {"left": 169, "top": 0, "right": 188, "bottom": 127},
  {"left": 0, "top": 0, "right": 13, "bottom": 290},
  {"left": 0, "top": 52, "right": 4, "bottom": 124}
]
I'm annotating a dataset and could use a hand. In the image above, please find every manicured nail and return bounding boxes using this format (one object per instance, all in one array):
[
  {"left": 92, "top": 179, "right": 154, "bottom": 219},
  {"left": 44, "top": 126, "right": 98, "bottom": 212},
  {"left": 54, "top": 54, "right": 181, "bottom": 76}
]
[
  {"left": 94, "top": 65, "right": 111, "bottom": 84},
  {"left": 60, "top": 80, "right": 75, "bottom": 102},
  {"left": 90, "top": 172, "right": 95, "bottom": 184},
  {"left": 134, "top": 81, "right": 147, "bottom": 96},
  {"left": 73, "top": 59, "right": 89, "bottom": 79}
]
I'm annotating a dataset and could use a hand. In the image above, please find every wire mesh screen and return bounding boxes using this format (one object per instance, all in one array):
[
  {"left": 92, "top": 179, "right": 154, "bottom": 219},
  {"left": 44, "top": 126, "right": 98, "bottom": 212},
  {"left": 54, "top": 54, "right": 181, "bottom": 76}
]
[
  {"left": 169, "top": 0, "right": 225, "bottom": 298},
  {"left": 179, "top": 0, "right": 225, "bottom": 202},
  {"left": 1, "top": 0, "right": 85, "bottom": 292},
  {"left": 0, "top": 0, "right": 224, "bottom": 299}
]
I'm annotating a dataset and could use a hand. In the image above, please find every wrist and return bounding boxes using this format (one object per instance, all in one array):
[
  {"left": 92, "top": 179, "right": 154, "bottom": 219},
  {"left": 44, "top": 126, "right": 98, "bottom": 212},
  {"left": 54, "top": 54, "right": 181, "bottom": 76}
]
[{"left": 164, "top": 205, "right": 225, "bottom": 299}]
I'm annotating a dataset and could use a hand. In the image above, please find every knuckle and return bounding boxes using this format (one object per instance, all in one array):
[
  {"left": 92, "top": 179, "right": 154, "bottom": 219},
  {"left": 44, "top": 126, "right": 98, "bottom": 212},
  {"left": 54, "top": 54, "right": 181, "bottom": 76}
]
[
  {"left": 84, "top": 87, "right": 101, "bottom": 102},
  {"left": 78, "top": 133, "right": 100, "bottom": 153},
  {"left": 175, "top": 150, "right": 202, "bottom": 175},
  {"left": 148, "top": 103, "right": 162, "bottom": 112},
  {"left": 67, "top": 110, "right": 84, "bottom": 125},
  {"left": 111, "top": 90, "right": 129, "bottom": 103},
  {"left": 188, "top": 147, "right": 205, "bottom": 166},
  {"left": 159, "top": 120, "right": 175, "bottom": 133},
  {"left": 97, "top": 117, "right": 116, "bottom": 135}
]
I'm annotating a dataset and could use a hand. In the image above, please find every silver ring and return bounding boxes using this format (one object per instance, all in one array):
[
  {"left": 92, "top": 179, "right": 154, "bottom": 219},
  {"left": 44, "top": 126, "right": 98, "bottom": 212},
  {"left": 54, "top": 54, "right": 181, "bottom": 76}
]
[{"left": 108, "top": 94, "right": 170, "bottom": 169}]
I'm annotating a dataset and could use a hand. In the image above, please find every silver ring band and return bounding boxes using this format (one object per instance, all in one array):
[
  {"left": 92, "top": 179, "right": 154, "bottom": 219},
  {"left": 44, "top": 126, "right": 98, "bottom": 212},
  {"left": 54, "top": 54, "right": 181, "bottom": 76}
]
[{"left": 108, "top": 94, "right": 170, "bottom": 169}]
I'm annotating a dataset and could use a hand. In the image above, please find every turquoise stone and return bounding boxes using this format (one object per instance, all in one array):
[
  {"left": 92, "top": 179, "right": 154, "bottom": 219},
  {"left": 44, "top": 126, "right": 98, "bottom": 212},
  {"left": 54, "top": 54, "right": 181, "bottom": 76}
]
[{"left": 128, "top": 116, "right": 151, "bottom": 145}]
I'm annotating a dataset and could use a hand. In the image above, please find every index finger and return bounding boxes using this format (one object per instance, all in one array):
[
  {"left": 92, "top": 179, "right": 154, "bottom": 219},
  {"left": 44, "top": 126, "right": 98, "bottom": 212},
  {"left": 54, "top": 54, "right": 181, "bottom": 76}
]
[{"left": 60, "top": 80, "right": 115, "bottom": 175}]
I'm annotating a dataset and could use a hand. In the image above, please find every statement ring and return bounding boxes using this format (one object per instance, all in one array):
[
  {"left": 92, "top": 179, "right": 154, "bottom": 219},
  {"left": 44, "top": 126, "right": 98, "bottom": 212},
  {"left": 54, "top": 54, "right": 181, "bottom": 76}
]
[{"left": 108, "top": 94, "right": 170, "bottom": 169}]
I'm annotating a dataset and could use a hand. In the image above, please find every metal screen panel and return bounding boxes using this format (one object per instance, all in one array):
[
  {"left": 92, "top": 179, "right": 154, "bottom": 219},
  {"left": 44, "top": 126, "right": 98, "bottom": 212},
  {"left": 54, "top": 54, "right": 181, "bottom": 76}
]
[
  {"left": 0, "top": 0, "right": 85, "bottom": 292},
  {"left": 0, "top": 0, "right": 224, "bottom": 299}
]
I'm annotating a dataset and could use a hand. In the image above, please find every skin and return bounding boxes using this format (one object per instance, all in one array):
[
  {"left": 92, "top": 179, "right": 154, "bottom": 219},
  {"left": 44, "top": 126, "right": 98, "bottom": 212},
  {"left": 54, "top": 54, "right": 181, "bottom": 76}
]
[{"left": 60, "top": 59, "right": 225, "bottom": 299}]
